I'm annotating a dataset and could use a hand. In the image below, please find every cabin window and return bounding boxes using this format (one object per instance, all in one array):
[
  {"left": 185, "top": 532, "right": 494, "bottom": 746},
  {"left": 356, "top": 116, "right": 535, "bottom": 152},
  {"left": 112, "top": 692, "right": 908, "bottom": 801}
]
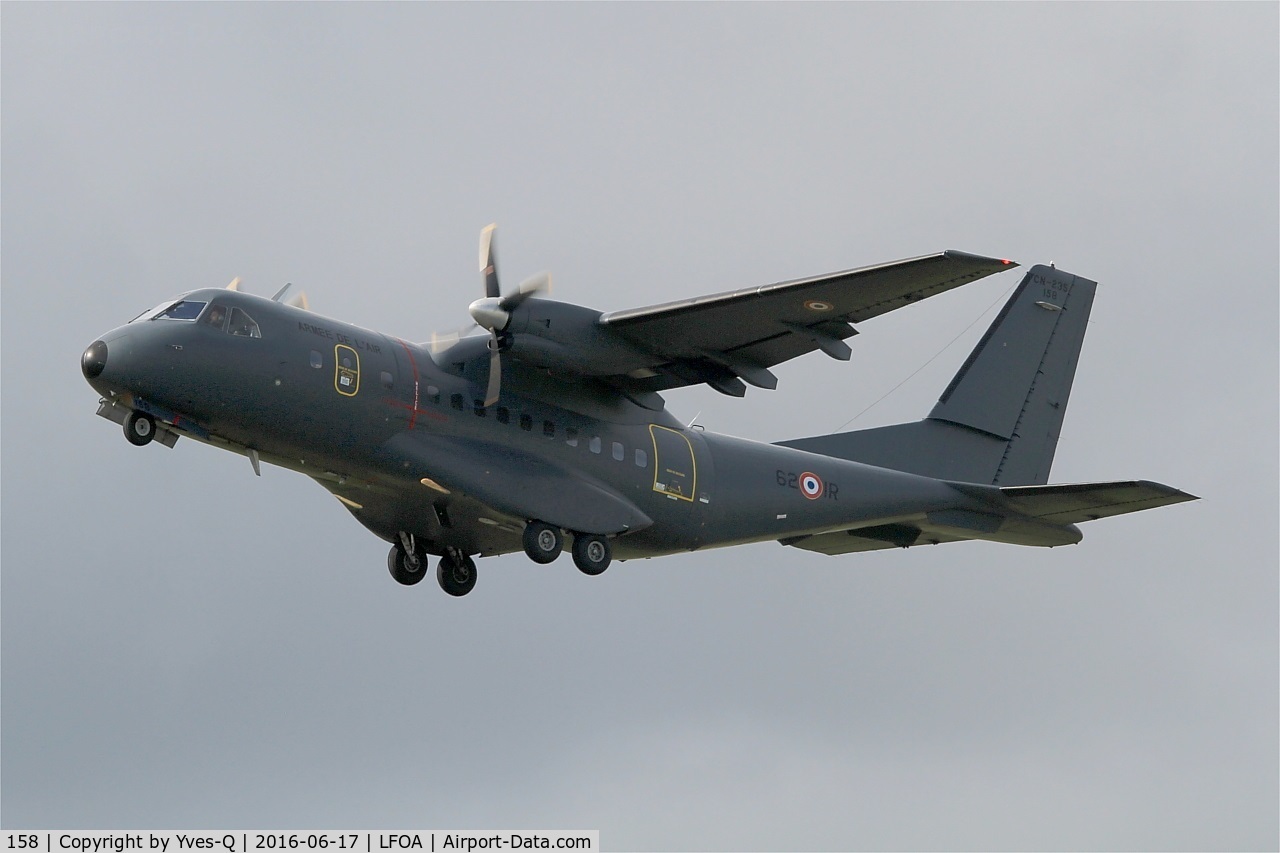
[
  {"left": 566, "top": 428, "right": 579, "bottom": 447},
  {"left": 310, "top": 350, "right": 323, "bottom": 369},
  {"left": 612, "top": 441, "right": 625, "bottom": 461},
  {"left": 381, "top": 371, "right": 394, "bottom": 389},
  {"left": 228, "top": 307, "right": 261, "bottom": 338},
  {"left": 520, "top": 414, "right": 533, "bottom": 432},
  {"left": 451, "top": 393, "right": 465, "bottom": 411},
  {"left": 543, "top": 420, "right": 556, "bottom": 438},
  {"left": 496, "top": 406, "right": 510, "bottom": 425},
  {"left": 635, "top": 449, "right": 647, "bottom": 468},
  {"left": 589, "top": 436, "right": 602, "bottom": 454},
  {"left": 473, "top": 401, "right": 486, "bottom": 417},
  {"left": 155, "top": 300, "right": 207, "bottom": 321}
]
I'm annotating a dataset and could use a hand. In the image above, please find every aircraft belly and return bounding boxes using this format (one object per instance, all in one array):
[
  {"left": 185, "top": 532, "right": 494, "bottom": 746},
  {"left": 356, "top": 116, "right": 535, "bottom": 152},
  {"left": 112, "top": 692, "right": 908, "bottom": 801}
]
[{"left": 334, "top": 483, "right": 525, "bottom": 558}]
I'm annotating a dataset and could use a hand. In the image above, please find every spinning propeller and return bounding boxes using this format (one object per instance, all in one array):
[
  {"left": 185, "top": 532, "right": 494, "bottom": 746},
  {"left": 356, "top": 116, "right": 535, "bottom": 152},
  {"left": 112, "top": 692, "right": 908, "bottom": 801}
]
[{"left": 465, "top": 224, "right": 552, "bottom": 406}]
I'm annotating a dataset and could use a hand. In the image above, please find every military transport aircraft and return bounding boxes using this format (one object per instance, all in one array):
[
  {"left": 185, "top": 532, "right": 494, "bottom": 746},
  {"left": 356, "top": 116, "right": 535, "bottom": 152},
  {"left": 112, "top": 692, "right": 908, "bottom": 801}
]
[{"left": 81, "top": 226, "right": 1196, "bottom": 596}]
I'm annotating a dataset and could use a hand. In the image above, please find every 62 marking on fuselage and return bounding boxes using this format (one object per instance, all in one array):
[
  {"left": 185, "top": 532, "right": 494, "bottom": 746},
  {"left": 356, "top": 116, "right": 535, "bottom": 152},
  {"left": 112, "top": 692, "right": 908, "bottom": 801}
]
[{"left": 776, "top": 470, "right": 839, "bottom": 501}]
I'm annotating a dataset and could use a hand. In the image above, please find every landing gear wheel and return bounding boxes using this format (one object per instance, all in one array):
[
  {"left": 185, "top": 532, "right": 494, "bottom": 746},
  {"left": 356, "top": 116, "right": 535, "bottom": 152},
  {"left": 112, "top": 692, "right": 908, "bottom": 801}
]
[
  {"left": 437, "top": 553, "right": 478, "bottom": 597},
  {"left": 572, "top": 534, "right": 611, "bottom": 576},
  {"left": 523, "top": 521, "right": 563, "bottom": 564},
  {"left": 387, "top": 543, "right": 429, "bottom": 586},
  {"left": 124, "top": 410, "right": 156, "bottom": 446}
]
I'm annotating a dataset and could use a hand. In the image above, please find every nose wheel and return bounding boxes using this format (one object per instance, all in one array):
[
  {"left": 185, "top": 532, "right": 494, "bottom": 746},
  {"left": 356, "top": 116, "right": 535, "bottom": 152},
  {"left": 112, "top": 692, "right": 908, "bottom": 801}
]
[{"left": 124, "top": 410, "right": 156, "bottom": 446}]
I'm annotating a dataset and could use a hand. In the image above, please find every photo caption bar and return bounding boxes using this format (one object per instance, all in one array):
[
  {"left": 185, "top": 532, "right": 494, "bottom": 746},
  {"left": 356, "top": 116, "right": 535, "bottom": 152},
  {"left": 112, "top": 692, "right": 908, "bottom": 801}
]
[{"left": 3, "top": 833, "right": 599, "bottom": 853}]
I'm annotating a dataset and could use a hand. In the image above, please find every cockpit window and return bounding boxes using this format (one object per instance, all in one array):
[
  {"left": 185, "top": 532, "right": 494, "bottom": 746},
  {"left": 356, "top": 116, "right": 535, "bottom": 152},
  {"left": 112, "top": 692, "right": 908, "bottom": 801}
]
[
  {"left": 130, "top": 300, "right": 180, "bottom": 323},
  {"left": 202, "top": 302, "right": 229, "bottom": 331},
  {"left": 154, "top": 300, "right": 207, "bottom": 321},
  {"left": 227, "top": 307, "right": 261, "bottom": 338}
]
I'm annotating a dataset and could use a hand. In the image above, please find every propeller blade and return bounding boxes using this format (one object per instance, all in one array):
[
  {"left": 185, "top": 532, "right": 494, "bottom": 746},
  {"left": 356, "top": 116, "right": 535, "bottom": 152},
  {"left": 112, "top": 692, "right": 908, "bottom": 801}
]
[
  {"left": 429, "top": 331, "right": 459, "bottom": 354},
  {"left": 226, "top": 277, "right": 243, "bottom": 291},
  {"left": 500, "top": 271, "right": 552, "bottom": 310},
  {"left": 479, "top": 223, "right": 500, "bottom": 299},
  {"left": 484, "top": 330, "right": 502, "bottom": 407},
  {"left": 428, "top": 323, "right": 484, "bottom": 353}
]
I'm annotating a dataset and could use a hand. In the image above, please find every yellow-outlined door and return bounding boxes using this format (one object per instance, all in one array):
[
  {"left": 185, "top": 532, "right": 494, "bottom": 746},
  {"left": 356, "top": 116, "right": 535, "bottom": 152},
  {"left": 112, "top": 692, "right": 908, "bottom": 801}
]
[
  {"left": 649, "top": 424, "right": 696, "bottom": 501},
  {"left": 334, "top": 344, "right": 360, "bottom": 396}
]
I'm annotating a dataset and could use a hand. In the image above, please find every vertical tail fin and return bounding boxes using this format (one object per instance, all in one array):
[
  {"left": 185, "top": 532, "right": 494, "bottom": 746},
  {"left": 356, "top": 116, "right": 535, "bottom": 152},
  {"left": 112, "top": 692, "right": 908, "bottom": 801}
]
[{"left": 778, "top": 265, "right": 1096, "bottom": 485}]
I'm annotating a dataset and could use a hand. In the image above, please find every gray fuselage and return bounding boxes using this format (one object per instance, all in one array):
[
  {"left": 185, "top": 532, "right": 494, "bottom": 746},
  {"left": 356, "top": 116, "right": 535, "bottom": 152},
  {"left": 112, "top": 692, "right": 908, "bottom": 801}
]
[{"left": 84, "top": 288, "right": 971, "bottom": 562}]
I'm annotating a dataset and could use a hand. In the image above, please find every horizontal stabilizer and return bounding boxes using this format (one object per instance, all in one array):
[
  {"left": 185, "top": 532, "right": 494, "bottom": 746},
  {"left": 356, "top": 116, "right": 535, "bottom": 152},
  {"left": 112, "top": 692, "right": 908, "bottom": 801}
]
[
  {"left": 782, "top": 509, "right": 1081, "bottom": 556},
  {"left": 781, "top": 479, "right": 1196, "bottom": 556},
  {"left": 997, "top": 480, "right": 1198, "bottom": 524}
]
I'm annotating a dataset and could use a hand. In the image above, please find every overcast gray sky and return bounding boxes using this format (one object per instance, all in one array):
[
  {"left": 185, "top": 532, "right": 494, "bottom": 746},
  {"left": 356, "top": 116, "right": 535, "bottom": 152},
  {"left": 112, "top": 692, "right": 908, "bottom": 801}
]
[{"left": 3, "top": 3, "right": 1276, "bottom": 850}]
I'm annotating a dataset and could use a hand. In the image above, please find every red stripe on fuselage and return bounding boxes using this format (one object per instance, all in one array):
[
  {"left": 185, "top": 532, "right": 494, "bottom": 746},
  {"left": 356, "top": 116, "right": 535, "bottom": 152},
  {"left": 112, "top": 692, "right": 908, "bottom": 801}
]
[
  {"left": 395, "top": 338, "right": 421, "bottom": 429},
  {"left": 384, "top": 398, "right": 447, "bottom": 422}
]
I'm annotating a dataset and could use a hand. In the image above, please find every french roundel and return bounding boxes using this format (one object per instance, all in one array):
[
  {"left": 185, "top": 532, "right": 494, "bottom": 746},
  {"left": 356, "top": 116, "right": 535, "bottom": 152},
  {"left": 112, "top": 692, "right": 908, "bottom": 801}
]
[{"left": 799, "top": 471, "right": 824, "bottom": 500}]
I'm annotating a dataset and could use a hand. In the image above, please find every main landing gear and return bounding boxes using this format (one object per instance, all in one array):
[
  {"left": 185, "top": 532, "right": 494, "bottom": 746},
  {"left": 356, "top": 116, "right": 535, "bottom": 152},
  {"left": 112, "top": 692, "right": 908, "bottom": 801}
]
[
  {"left": 571, "top": 533, "right": 611, "bottom": 576},
  {"left": 388, "top": 522, "right": 611, "bottom": 598},
  {"left": 388, "top": 534, "right": 478, "bottom": 596},
  {"left": 387, "top": 532, "right": 429, "bottom": 586},
  {"left": 522, "top": 520, "right": 611, "bottom": 576},
  {"left": 522, "top": 521, "right": 563, "bottom": 563},
  {"left": 437, "top": 550, "right": 477, "bottom": 597}
]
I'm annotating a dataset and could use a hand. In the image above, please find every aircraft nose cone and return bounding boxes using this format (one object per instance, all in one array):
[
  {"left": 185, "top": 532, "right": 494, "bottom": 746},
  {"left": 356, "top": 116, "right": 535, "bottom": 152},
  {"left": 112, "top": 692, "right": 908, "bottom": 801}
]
[{"left": 82, "top": 340, "right": 108, "bottom": 379}]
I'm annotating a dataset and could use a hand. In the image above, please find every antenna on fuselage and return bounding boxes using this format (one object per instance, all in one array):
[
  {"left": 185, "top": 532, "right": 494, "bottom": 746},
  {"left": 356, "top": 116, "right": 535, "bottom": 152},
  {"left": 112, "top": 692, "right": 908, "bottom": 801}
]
[{"left": 271, "top": 282, "right": 310, "bottom": 310}]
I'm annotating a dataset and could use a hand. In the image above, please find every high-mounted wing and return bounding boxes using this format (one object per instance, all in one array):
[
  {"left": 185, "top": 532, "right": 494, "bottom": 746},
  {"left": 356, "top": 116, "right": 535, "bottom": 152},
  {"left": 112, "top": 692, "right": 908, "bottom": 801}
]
[
  {"left": 434, "top": 229, "right": 1016, "bottom": 399},
  {"left": 597, "top": 250, "right": 1015, "bottom": 396}
]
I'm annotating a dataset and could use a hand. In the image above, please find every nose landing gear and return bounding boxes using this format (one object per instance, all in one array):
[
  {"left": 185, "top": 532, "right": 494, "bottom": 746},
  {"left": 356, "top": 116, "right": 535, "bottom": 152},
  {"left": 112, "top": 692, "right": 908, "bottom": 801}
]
[{"left": 124, "top": 410, "right": 156, "bottom": 446}]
